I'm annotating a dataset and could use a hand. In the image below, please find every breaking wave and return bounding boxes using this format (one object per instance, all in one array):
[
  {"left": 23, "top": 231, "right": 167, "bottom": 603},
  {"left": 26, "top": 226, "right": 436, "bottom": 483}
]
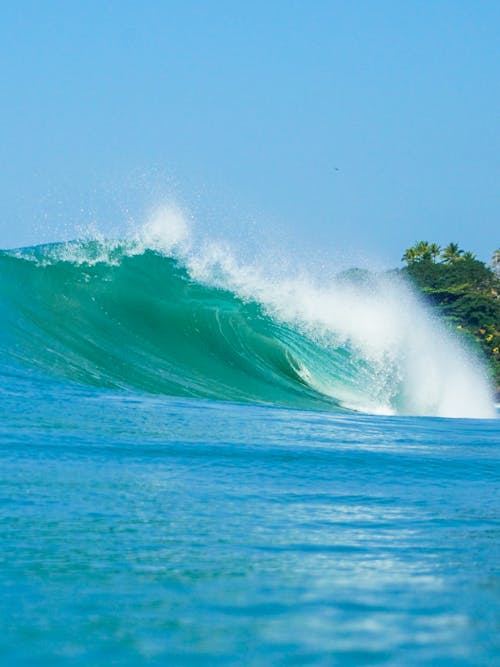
[{"left": 0, "top": 207, "right": 495, "bottom": 418}]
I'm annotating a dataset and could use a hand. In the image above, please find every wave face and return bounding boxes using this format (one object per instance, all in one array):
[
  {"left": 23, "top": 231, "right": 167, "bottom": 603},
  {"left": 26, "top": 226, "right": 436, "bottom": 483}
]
[{"left": 0, "top": 216, "right": 495, "bottom": 418}]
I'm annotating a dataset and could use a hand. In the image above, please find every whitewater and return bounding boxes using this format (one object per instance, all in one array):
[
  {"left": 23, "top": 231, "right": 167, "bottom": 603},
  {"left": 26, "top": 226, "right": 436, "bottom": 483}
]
[
  {"left": 0, "top": 206, "right": 495, "bottom": 418},
  {"left": 0, "top": 207, "right": 498, "bottom": 666}
]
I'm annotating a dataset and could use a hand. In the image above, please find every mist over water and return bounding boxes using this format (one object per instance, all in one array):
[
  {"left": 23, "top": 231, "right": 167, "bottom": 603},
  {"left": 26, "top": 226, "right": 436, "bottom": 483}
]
[{"left": 0, "top": 204, "right": 495, "bottom": 418}]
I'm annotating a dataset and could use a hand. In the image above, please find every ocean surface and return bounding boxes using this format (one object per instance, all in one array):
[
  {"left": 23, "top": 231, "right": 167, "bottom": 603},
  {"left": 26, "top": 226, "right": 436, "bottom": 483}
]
[{"left": 1, "top": 228, "right": 498, "bottom": 665}]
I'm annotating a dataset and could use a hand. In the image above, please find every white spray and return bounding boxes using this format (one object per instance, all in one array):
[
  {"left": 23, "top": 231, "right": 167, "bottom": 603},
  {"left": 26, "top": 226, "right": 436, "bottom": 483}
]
[
  {"left": 136, "top": 205, "right": 495, "bottom": 419},
  {"left": 23, "top": 204, "right": 494, "bottom": 419}
]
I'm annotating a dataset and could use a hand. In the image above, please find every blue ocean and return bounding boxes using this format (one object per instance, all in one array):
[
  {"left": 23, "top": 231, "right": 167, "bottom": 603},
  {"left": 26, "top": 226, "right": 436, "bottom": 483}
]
[{"left": 1, "top": 215, "right": 498, "bottom": 665}]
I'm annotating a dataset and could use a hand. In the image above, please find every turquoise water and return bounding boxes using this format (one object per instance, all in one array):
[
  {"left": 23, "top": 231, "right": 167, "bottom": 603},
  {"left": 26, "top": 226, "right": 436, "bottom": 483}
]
[{"left": 0, "top": 240, "right": 498, "bottom": 665}]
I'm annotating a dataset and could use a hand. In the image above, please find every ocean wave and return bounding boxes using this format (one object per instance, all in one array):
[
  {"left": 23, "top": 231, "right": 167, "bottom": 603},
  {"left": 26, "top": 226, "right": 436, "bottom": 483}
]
[{"left": 0, "top": 208, "right": 495, "bottom": 418}]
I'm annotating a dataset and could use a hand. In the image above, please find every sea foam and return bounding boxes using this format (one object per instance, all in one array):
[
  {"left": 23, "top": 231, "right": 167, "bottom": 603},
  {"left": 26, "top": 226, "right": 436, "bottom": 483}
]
[
  {"left": 1, "top": 205, "right": 495, "bottom": 418},
  {"left": 140, "top": 205, "right": 495, "bottom": 418}
]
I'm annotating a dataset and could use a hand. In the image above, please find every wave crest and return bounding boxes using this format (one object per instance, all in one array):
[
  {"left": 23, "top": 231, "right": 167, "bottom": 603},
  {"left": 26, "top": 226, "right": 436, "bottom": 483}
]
[{"left": 0, "top": 215, "right": 495, "bottom": 418}]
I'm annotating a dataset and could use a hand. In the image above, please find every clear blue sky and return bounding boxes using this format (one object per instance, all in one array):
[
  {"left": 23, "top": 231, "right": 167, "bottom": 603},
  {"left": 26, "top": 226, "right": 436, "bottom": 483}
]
[{"left": 1, "top": 1, "right": 499, "bottom": 266}]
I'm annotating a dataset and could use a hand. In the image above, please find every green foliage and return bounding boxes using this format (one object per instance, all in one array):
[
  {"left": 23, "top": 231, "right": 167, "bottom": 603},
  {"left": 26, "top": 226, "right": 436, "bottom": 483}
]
[
  {"left": 402, "top": 241, "right": 477, "bottom": 268},
  {"left": 401, "top": 244, "right": 500, "bottom": 390},
  {"left": 405, "top": 257, "right": 496, "bottom": 292},
  {"left": 402, "top": 240, "right": 440, "bottom": 264},
  {"left": 440, "top": 242, "right": 463, "bottom": 264},
  {"left": 445, "top": 294, "right": 500, "bottom": 328}
]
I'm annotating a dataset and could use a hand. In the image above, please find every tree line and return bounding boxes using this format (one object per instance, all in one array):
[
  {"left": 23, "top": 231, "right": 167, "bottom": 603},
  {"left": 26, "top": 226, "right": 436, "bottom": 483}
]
[
  {"left": 402, "top": 241, "right": 500, "bottom": 269},
  {"left": 400, "top": 242, "right": 500, "bottom": 393}
]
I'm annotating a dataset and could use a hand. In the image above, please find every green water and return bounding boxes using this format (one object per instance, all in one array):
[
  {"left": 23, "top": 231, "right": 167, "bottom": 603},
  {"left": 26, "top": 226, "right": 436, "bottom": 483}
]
[{"left": 0, "top": 240, "right": 498, "bottom": 665}]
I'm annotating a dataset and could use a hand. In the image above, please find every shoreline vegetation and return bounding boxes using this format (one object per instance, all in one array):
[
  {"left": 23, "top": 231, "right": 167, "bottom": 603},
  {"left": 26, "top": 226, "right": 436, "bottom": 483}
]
[{"left": 399, "top": 242, "right": 500, "bottom": 399}]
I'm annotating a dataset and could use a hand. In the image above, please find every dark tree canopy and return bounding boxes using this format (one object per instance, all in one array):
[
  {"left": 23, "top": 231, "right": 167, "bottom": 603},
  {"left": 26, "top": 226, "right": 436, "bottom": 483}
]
[{"left": 400, "top": 244, "right": 500, "bottom": 391}]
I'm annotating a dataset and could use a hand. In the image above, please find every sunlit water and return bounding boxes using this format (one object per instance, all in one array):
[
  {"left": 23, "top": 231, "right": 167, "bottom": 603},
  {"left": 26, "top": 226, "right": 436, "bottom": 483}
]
[
  {"left": 1, "top": 220, "right": 498, "bottom": 664},
  {"left": 1, "top": 373, "right": 498, "bottom": 666}
]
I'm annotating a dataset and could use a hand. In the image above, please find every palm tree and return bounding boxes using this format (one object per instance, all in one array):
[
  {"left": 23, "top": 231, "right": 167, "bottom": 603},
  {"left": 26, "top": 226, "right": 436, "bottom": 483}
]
[
  {"left": 462, "top": 250, "right": 477, "bottom": 261},
  {"left": 429, "top": 243, "right": 441, "bottom": 263},
  {"left": 414, "top": 241, "right": 433, "bottom": 262},
  {"left": 402, "top": 241, "right": 440, "bottom": 265},
  {"left": 402, "top": 246, "right": 419, "bottom": 264},
  {"left": 441, "top": 242, "right": 464, "bottom": 264}
]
